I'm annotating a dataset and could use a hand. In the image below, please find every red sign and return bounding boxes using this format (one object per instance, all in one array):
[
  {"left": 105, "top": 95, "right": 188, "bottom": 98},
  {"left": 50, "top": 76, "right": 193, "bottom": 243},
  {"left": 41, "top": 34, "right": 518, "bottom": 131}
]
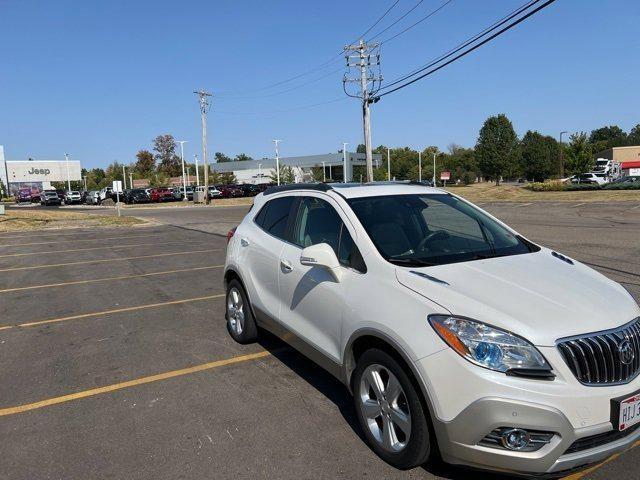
[{"left": 440, "top": 171, "right": 451, "bottom": 181}]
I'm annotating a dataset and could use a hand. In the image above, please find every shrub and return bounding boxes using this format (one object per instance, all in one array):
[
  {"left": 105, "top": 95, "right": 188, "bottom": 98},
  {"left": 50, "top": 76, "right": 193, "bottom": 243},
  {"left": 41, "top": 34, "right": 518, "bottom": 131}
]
[
  {"left": 526, "top": 181, "right": 565, "bottom": 191},
  {"left": 604, "top": 182, "right": 640, "bottom": 190},
  {"left": 564, "top": 183, "right": 602, "bottom": 191}
]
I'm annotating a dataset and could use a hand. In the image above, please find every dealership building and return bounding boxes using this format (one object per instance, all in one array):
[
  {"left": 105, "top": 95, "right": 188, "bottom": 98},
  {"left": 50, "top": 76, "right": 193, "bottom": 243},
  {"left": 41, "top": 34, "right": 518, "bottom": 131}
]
[
  {"left": 596, "top": 145, "right": 640, "bottom": 176},
  {"left": 210, "top": 152, "right": 382, "bottom": 184},
  {"left": 1, "top": 145, "right": 82, "bottom": 194}
]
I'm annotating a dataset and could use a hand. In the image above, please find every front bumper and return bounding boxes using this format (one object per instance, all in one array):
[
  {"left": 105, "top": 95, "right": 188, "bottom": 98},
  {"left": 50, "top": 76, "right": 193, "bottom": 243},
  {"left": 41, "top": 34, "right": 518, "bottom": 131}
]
[{"left": 416, "top": 348, "right": 640, "bottom": 475}]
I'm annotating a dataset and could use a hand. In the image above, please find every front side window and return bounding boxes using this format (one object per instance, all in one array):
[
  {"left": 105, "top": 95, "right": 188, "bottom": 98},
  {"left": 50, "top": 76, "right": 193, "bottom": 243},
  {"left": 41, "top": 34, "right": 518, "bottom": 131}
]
[
  {"left": 348, "top": 194, "right": 537, "bottom": 267},
  {"left": 255, "top": 196, "right": 296, "bottom": 241},
  {"left": 293, "top": 197, "right": 366, "bottom": 272}
]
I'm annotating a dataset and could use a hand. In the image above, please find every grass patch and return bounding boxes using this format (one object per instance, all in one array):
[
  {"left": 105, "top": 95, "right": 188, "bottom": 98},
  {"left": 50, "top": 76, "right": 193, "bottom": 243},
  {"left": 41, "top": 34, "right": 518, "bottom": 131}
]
[
  {"left": 446, "top": 182, "right": 640, "bottom": 203},
  {"left": 0, "top": 208, "right": 145, "bottom": 232}
]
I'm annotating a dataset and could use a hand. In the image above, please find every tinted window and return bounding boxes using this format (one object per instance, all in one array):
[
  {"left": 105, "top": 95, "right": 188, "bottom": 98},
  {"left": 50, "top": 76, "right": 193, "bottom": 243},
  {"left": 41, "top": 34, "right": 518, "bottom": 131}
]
[
  {"left": 256, "top": 196, "right": 296, "bottom": 240},
  {"left": 293, "top": 197, "right": 365, "bottom": 272}
]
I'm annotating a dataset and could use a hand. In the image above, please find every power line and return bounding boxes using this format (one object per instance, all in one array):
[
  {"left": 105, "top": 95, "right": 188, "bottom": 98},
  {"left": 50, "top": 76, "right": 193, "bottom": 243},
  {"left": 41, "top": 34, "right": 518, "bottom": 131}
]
[
  {"left": 374, "top": 0, "right": 454, "bottom": 45},
  {"left": 378, "top": 0, "right": 542, "bottom": 92},
  {"left": 217, "top": 0, "right": 401, "bottom": 96},
  {"left": 377, "top": 0, "right": 556, "bottom": 98},
  {"left": 367, "top": 0, "right": 426, "bottom": 41},
  {"left": 213, "top": 97, "right": 347, "bottom": 116}
]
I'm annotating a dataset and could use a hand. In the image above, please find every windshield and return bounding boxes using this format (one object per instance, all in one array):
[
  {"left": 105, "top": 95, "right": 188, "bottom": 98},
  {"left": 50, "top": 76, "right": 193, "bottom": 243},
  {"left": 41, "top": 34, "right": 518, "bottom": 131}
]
[{"left": 348, "top": 194, "right": 538, "bottom": 267}]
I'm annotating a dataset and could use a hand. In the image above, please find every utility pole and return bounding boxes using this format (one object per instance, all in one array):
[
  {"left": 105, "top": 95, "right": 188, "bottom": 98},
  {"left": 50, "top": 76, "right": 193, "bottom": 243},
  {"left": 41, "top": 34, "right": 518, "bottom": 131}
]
[
  {"left": 273, "top": 139, "right": 281, "bottom": 185},
  {"left": 418, "top": 151, "right": 422, "bottom": 182},
  {"left": 64, "top": 153, "right": 71, "bottom": 191},
  {"left": 83, "top": 176, "right": 87, "bottom": 191},
  {"left": 432, "top": 152, "right": 437, "bottom": 186},
  {"left": 194, "top": 90, "right": 212, "bottom": 203},
  {"left": 129, "top": 173, "right": 133, "bottom": 189},
  {"left": 559, "top": 131, "right": 567, "bottom": 178},
  {"left": 387, "top": 148, "right": 391, "bottom": 181},
  {"left": 177, "top": 140, "right": 188, "bottom": 201},
  {"left": 194, "top": 154, "right": 200, "bottom": 186},
  {"left": 344, "top": 40, "right": 382, "bottom": 183},
  {"left": 322, "top": 161, "right": 326, "bottom": 182},
  {"left": 122, "top": 165, "right": 127, "bottom": 190},
  {"left": 342, "top": 143, "right": 348, "bottom": 183}
]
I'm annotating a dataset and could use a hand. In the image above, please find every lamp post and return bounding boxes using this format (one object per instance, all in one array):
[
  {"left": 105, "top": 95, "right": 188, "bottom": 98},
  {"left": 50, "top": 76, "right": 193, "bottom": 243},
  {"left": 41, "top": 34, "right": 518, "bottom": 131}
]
[
  {"left": 177, "top": 140, "right": 188, "bottom": 201},
  {"left": 322, "top": 161, "right": 326, "bottom": 182},
  {"left": 432, "top": 152, "right": 437, "bottom": 186},
  {"left": 273, "top": 139, "right": 281, "bottom": 185},
  {"left": 559, "top": 131, "right": 568, "bottom": 178},
  {"left": 342, "top": 143, "right": 348, "bottom": 183},
  {"left": 387, "top": 148, "right": 391, "bottom": 181},
  {"left": 64, "top": 153, "right": 71, "bottom": 191},
  {"left": 194, "top": 154, "right": 200, "bottom": 186},
  {"left": 418, "top": 151, "right": 422, "bottom": 182}
]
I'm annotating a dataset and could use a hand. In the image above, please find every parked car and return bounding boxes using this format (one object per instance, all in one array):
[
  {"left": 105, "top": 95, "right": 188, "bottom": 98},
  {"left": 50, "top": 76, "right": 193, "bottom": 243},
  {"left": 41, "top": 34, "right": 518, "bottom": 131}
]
[
  {"left": 216, "top": 184, "right": 244, "bottom": 198},
  {"left": 170, "top": 187, "right": 184, "bottom": 201},
  {"left": 64, "top": 190, "right": 82, "bottom": 205},
  {"left": 570, "top": 173, "right": 608, "bottom": 185},
  {"left": 98, "top": 187, "right": 113, "bottom": 203},
  {"left": 149, "top": 187, "right": 174, "bottom": 202},
  {"left": 85, "top": 191, "right": 100, "bottom": 205},
  {"left": 184, "top": 185, "right": 194, "bottom": 200},
  {"left": 15, "top": 188, "right": 33, "bottom": 203},
  {"left": 224, "top": 182, "right": 640, "bottom": 476},
  {"left": 40, "top": 190, "right": 62, "bottom": 206},
  {"left": 207, "top": 185, "right": 222, "bottom": 199},
  {"left": 238, "top": 184, "right": 261, "bottom": 197},
  {"left": 124, "top": 188, "right": 150, "bottom": 204},
  {"left": 55, "top": 189, "right": 66, "bottom": 201},
  {"left": 611, "top": 175, "right": 640, "bottom": 184}
]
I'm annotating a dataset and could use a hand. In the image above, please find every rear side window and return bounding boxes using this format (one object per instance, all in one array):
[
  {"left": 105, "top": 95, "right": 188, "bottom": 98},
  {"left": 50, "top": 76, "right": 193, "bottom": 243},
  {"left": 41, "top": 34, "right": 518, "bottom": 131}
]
[{"left": 255, "top": 196, "right": 296, "bottom": 240}]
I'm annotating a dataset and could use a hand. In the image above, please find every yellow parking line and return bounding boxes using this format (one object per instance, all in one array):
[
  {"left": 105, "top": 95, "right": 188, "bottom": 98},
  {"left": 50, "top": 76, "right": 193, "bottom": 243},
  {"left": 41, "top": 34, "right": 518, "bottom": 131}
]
[
  {"left": 0, "top": 233, "right": 162, "bottom": 248},
  {"left": 0, "top": 350, "right": 271, "bottom": 417},
  {"left": 0, "top": 239, "right": 207, "bottom": 258},
  {"left": 0, "top": 265, "right": 223, "bottom": 294},
  {"left": 0, "top": 249, "right": 221, "bottom": 272},
  {"left": 0, "top": 293, "right": 224, "bottom": 330},
  {"left": 563, "top": 439, "right": 640, "bottom": 479}
]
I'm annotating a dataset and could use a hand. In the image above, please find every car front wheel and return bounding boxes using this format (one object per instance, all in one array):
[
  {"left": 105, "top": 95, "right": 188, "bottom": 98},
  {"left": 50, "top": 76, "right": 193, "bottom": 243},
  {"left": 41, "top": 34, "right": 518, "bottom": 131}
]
[
  {"left": 353, "top": 349, "right": 433, "bottom": 470},
  {"left": 225, "top": 279, "right": 258, "bottom": 344}
]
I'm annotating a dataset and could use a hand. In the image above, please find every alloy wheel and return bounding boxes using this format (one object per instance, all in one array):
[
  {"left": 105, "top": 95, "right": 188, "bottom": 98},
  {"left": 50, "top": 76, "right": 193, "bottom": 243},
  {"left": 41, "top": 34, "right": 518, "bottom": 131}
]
[{"left": 227, "top": 287, "right": 244, "bottom": 335}]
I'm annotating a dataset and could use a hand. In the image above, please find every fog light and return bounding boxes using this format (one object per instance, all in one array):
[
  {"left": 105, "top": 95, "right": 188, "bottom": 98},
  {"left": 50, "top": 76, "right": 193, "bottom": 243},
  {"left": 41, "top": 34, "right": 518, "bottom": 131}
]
[{"left": 501, "top": 428, "right": 531, "bottom": 451}]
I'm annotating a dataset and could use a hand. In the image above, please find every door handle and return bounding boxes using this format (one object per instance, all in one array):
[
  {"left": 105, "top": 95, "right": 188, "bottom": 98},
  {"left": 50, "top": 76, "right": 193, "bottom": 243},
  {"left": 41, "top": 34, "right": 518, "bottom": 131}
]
[
  {"left": 240, "top": 237, "right": 250, "bottom": 247},
  {"left": 280, "top": 259, "right": 293, "bottom": 272}
]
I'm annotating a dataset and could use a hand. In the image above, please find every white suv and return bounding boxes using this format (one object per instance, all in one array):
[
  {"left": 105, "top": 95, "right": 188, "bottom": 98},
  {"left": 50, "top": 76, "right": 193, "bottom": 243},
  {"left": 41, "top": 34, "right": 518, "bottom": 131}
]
[{"left": 223, "top": 183, "right": 640, "bottom": 476}]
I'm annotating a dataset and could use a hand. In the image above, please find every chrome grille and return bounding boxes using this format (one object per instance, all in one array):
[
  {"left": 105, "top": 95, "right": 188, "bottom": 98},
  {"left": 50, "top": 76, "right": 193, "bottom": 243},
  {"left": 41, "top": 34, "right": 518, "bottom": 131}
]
[{"left": 557, "top": 318, "right": 640, "bottom": 386}]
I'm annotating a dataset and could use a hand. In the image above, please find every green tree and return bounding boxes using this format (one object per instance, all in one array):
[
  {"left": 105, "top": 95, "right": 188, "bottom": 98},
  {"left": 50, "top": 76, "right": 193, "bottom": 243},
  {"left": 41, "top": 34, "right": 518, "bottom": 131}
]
[
  {"left": 520, "top": 131, "right": 557, "bottom": 182},
  {"left": 627, "top": 124, "right": 640, "bottom": 145},
  {"left": 565, "top": 132, "right": 593, "bottom": 176},
  {"left": 153, "top": 134, "right": 181, "bottom": 176},
  {"left": 588, "top": 125, "right": 627, "bottom": 153},
  {"left": 475, "top": 114, "right": 519, "bottom": 185},
  {"left": 218, "top": 172, "right": 238, "bottom": 185},
  {"left": 134, "top": 150, "right": 155, "bottom": 177},
  {"left": 234, "top": 153, "right": 253, "bottom": 162},
  {"left": 215, "top": 152, "right": 232, "bottom": 163},
  {"left": 269, "top": 165, "right": 295, "bottom": 184}
]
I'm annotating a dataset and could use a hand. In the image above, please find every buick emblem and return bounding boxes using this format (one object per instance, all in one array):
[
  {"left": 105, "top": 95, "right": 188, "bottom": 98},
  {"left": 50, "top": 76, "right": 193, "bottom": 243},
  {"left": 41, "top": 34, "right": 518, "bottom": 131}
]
[{"left": 618, "top": 340, "right": 635, "bottom": 365}]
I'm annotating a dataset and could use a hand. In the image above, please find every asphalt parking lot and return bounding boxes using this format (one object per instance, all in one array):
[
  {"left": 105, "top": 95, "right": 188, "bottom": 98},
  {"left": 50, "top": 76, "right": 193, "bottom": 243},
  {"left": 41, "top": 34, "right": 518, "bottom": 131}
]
[{"left": 0, "top": 200, "right": 638, "bottom": 480}]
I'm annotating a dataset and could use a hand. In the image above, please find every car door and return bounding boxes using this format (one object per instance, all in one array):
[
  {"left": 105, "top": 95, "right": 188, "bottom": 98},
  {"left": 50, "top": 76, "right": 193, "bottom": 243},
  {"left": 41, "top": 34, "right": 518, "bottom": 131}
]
[
  {"left": 238, "top": 195, "right": 297, "bottom": 321},
  {"left": 277, "top": 195, "right": 366, "bottom": 364}
]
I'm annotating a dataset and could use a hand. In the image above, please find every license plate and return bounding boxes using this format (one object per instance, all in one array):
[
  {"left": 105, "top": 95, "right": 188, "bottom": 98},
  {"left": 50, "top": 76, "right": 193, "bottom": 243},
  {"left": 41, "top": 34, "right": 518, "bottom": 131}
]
[{"left": 616, "top": 393, "right": 640, "bottom": 431}]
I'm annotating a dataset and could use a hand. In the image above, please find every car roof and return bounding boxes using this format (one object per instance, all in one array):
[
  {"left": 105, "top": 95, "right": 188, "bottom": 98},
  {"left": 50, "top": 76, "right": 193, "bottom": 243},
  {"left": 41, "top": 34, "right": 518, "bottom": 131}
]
[{"left": 331, "top": 182, "right": 446, "bottom": 199}]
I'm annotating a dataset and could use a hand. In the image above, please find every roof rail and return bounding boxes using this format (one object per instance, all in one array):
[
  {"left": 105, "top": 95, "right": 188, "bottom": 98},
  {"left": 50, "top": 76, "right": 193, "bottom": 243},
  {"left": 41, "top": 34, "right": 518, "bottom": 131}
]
[{"left": 263, "top": 183, "right": 332, "bottom": 196}]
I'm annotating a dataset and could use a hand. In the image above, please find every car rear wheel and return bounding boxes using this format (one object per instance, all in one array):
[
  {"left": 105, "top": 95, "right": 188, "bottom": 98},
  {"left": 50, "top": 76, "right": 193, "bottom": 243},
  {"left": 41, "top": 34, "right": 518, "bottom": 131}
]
[
  {"left": 353, "top": 349, "right": 433, "bottom": 470},
  {"left": 225, "top": 279, "right": 258, "bottom": 344}
]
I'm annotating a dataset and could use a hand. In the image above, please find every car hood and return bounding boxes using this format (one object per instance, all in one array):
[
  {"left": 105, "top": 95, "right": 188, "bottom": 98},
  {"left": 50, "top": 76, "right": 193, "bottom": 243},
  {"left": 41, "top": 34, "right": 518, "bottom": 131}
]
[{"left": 395, "top": 248, "right": 640, "bottom": 346}]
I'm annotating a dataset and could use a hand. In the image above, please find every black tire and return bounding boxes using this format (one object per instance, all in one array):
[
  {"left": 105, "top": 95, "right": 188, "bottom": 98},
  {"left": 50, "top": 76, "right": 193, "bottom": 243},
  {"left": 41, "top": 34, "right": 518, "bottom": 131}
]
[
  {"left": 353, "top": 348, "right": 433, "bottom": 470},
  {"left": 225, "top": 279, "right": 258, "bottom": 344}
]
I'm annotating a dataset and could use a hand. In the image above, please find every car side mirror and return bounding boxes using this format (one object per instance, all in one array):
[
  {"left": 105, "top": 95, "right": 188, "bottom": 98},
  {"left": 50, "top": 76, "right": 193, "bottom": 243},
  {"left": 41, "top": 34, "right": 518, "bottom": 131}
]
[{"left": 300, "top": 243, "right": 342, "bottom": 282}]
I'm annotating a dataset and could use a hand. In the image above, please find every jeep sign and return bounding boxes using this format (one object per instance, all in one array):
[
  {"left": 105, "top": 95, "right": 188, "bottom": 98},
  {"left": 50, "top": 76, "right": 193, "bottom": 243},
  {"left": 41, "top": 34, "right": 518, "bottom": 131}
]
[{"left": 6, "top": 160, "right": 82, "bottom": 183}]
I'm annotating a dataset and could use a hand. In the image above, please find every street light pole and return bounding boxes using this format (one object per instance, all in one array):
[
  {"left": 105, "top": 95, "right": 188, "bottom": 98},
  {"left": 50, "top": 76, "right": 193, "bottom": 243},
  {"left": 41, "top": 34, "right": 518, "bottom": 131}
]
[
  {"left": 194, "top": 154, "right": 200, "bottom": 186},
  {"left": 122, "top": 165, "right": 127, "bottom": 190},
  {"left": 387, "top": 148, "right": 391, "bottom": 181},
  {"left": 64, "top": 153, "right": 71, "bottom": 191},
  {"left": 273, "top": 139, "right": 281, "bottom": 185},
  {"left": 342, "top": 143, "right": 348, "bottom": 183},
  {"left": 322, "top": 161, "right": 326, "bottom": 182},
  {"left": 418, "top": 151, "right": 422, "bottom": 182},
  {"left": 432, "top": 152, "right": 437, "bottom": 186},
  {"left": 559, "top": 131, "right": 568, "bottom": 178},
  {"left": 177, "top": 140, "right": 188, "bottom": 201}
]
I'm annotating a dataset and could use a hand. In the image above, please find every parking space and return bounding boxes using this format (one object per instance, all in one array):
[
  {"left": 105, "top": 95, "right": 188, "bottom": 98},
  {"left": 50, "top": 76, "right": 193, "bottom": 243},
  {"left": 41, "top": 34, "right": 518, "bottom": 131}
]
[{"left": 0, "top": 202, "right": 638, "bottom": 479}]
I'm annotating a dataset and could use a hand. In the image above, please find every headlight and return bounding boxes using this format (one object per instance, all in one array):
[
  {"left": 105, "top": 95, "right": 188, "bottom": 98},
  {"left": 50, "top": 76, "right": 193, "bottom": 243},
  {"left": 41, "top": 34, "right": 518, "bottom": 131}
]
[{"left": 429, "top": 315, "right": 550, "bottom": 374}]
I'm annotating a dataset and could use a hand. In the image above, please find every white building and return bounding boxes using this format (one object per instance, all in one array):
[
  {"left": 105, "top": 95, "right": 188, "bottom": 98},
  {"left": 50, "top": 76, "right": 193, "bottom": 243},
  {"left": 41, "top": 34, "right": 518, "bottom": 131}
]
[{"left": 210, "top": 152, "right": 382, "bottom": 184}]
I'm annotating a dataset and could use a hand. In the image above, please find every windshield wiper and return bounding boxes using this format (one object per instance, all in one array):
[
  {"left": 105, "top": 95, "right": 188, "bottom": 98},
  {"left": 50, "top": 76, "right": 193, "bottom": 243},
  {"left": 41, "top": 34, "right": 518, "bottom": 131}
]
[{"left": 388, "top": 258, "right": 437, "bottom": 267}]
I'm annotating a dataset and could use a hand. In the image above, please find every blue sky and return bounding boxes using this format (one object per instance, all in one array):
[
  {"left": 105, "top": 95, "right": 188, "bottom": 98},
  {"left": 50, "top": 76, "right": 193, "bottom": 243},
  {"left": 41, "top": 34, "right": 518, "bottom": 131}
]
[{"left": 1, "top": 0, "right": 639, "bottom": 169}]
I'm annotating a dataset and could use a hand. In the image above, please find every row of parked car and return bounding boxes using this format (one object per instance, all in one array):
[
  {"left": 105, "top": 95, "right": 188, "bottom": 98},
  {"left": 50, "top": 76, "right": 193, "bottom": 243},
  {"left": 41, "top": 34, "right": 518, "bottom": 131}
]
[{"left": 15, "top": 188, "right": 84, "bottom": 205}]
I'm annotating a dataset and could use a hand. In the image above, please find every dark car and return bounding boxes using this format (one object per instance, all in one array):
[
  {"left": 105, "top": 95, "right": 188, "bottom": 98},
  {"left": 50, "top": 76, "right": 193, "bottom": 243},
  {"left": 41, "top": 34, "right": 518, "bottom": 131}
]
[
  {"left": 40, "top": 190, "right": 62, "bottom": 206},
  {"left": 55, "top": 189, "right": 66, "bottom": 201},
  {"left": 238, "top": 184, "right": 261, "bottom": 197},
  {"left": 124, "top": 188, "right": 150, "bottom": 204},
  {"left": 216, "top": 184, "right": 244, "bottom": 198},
  {"left": 184, "top": 185, "right": 194, "bottom": 200},
  {"left": 149, "top": 187, "right": 174, "bottom": 202},
  {"left": 15, "top": 188, "right": 33, "bottom": 203},
  {"left": 612, "top": 175, "right": 640, "bottom": 184}
]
